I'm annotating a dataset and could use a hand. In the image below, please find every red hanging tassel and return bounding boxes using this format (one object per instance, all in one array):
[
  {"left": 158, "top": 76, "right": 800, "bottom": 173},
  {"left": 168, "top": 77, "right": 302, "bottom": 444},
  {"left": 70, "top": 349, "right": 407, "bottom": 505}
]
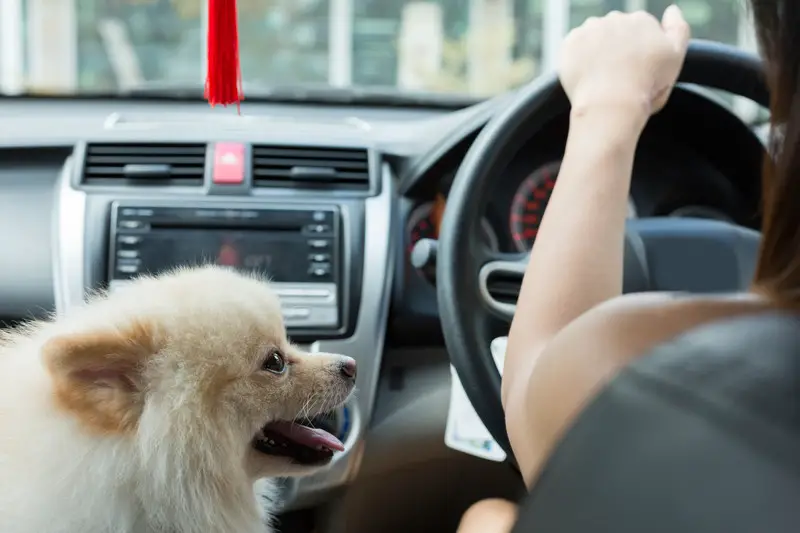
[{"left": 205, "top": 0, "right": 243, "bottom": 110}]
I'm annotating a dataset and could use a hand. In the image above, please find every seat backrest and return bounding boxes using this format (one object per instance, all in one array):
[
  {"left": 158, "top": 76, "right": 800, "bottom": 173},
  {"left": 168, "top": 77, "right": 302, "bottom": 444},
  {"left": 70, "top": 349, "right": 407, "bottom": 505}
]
[{"left": 512, "top": 312, "right": 800, "bottom": 533}]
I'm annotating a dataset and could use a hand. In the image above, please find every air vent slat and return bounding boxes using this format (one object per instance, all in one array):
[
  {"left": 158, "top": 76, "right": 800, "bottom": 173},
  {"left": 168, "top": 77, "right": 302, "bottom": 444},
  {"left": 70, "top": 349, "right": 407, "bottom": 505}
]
[
  {"left": 253, "top": 157, "right": 368, "bottom": 170},
  {"left": 87, "top": 145, "right": 206, "bottom": 156},
  {"left": 254, "top": 148, "right": 368, "bottom": 161},
  {"left": 88, "top": 156, "right": 205, "bottom": 165},
  {"left": 252, "top": 169, "right": 368, "bottom": 182},
  {"left": 85, "top": 166, "right": 204, "bottom": 177},
  {"left": 486, "top": 272, "right": 522, "bottom": 305},
  {"left": 81, "top": 143, "right": 206, "bottom": 187},
  {"left": 252, "top": 144, "right": 370, "bottom": 191}
]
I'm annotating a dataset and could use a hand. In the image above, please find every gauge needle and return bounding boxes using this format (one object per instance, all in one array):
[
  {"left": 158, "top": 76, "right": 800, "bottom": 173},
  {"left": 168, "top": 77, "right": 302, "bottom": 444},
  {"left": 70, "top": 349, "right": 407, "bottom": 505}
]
[{"left": 432, "top": 193, "right": 446, "bottom": 238}]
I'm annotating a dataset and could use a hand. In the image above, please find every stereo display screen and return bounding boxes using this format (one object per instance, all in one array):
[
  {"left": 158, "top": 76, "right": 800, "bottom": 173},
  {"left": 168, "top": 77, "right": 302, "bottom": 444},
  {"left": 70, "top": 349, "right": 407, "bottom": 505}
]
[{"left": 128, "top": 229, "right": 327, "bottom": 283}]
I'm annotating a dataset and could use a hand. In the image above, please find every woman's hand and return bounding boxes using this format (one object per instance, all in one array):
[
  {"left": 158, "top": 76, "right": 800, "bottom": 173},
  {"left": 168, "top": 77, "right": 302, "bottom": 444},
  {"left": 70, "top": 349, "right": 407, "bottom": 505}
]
[{"left": 559, "top": 5, "right": 690, "bottom": 122}]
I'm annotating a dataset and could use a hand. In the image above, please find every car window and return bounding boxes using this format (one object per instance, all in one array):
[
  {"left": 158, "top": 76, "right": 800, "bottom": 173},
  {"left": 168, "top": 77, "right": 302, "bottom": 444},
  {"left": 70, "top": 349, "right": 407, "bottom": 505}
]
[{"left": 0, "top": 0, "right": 761, "bottom": 116}]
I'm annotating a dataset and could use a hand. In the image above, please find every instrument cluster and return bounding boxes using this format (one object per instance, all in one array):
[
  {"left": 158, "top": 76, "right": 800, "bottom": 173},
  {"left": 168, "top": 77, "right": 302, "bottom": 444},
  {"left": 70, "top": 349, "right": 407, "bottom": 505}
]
[
  {"left": 406, "top": 193, "right": 500, "bottom": 254},
  {"left": 405, "top": 160, "right": 637, "bottom": 256},
  {"left": 405, "top": 158, "right": 736, "bottom": 261}
]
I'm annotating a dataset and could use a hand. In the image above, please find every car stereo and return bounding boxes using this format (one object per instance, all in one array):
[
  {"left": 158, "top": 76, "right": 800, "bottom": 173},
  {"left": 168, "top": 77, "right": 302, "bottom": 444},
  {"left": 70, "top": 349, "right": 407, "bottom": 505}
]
[{"left": 107, "top": 203, "right": 341, "bottom": 329}]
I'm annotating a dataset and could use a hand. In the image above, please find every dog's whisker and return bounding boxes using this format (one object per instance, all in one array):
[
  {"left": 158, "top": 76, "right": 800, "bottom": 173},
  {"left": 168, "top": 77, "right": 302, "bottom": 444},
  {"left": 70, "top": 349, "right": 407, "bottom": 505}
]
[{"left": 297, "top": 392, "right": 317, "bottom": 422}]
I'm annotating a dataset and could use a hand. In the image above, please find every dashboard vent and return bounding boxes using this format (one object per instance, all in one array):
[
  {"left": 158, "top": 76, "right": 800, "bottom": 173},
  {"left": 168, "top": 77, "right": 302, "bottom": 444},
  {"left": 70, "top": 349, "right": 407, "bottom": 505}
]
[
  {"left": 252, "top": 145, "right": 370, "bottom": 190},
  {"left": 81, "top": 143, "right": 206, "bottom": 186},
  {"left": 485, "top": 270, "right": 522, "bottom": 305}
]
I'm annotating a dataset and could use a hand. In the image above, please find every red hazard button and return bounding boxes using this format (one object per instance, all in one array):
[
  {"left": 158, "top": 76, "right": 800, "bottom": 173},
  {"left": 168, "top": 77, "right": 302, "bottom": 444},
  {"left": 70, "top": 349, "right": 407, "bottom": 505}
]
[{"left": 212, "top": 142, "right": 245, "bottom": 184}]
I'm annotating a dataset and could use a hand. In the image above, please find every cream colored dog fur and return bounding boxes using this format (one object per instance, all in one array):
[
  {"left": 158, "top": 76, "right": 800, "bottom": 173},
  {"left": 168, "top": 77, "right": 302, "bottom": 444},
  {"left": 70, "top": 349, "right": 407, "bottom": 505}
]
[{"left": 0, "top": 266, "right": 355, "bottom": 533}]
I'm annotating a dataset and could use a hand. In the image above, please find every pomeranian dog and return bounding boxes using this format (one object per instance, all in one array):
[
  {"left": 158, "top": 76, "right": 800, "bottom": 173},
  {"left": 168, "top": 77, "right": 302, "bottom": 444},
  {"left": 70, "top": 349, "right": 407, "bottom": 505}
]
[{"left": 0, "top": 266, "right": 356, "bottom": 533}]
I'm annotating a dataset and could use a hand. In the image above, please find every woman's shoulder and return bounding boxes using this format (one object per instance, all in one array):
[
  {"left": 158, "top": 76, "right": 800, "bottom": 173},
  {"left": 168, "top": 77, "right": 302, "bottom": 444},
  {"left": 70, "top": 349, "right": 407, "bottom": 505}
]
[
  {"left": 569, "top": 291, "right": 783, "bottom": 372},
  {"left": 592, "top": 289, "right": 769, "bottom": 313},
  {"left": 611, "top": 297, "right": 800, "bottom": 434},
  {"left": 530, "top": 292, "right": 775, "bottom": 412},
  {"left": 573, "top": 291, "right": 773, "bottom": 350}
]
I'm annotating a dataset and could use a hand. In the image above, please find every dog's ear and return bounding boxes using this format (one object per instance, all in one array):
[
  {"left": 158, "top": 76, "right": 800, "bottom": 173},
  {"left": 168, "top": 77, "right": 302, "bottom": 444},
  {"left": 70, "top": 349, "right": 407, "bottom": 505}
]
[{"left": 42, "top": 320, "right": 156, "bottom": 434}]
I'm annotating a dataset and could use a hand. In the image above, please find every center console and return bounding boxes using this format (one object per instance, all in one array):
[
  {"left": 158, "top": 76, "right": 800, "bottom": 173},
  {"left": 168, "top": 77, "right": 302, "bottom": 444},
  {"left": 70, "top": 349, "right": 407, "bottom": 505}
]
[{"left": 52, "top": 139, "right": 395, "bottom": 510}]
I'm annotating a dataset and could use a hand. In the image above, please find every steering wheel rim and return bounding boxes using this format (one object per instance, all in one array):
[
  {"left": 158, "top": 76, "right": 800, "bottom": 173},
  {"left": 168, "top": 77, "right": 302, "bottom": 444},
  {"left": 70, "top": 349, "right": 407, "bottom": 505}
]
[{"left": 436, "top": 40, "right": 769, "bottom": 459}]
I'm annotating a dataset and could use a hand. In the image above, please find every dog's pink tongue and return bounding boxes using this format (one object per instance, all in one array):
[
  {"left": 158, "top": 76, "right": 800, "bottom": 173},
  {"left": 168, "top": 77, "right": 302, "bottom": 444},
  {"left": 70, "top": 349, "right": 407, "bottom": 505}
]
[{"left": 269, "top": 421, "right": 345, "bottom": 452}]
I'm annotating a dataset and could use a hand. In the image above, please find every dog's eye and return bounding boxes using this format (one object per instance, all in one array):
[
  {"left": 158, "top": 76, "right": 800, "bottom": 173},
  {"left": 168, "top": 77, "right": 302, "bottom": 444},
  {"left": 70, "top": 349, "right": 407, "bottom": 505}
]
[{"left": 261, "top": 350, "right": 286, "bottom": 374}]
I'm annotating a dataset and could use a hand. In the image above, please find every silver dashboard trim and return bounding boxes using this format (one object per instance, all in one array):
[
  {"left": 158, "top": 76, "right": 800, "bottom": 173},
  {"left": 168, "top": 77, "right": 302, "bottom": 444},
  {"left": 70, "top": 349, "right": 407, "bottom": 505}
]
[
  {"left": 52, "top": 155, "right": 88, "bottom": 316},
  {"left": 292, "top": 162, "right": 395, "bottom": 505}
]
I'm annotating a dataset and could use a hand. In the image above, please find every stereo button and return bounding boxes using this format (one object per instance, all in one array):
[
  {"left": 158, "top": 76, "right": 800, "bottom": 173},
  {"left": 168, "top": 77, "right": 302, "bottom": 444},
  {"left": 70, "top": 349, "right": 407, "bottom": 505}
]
[
  {"left": 117, "top": 249, "right": 139, "bottom": 260},
  {"left": 283, "top": 307, "right": 311, "bottom": 319},
  {"left": 275, "top": 287, "right": 332, "bottom": 299},
  {"left": 308, "top": 239, "right": 330, "bottom": 249},
  {"left": 117, "top": 263, "right": 139, "bottom": 275},
  {"left": 305, "top": 288, "right": 332, "bottom": 298},
  {"left": 118, "top": 235, "right": 142, "bottom": 246},
  {"left": 119, "top": 220, "right": 145, "bottom": 230},
  {"left": 121, "top": 208, "right": 153, "bottom": 217},
  {"left": 306, "top": 224, "right": 331, "bottom": 234},
  {"left": 309, "top": 253, "right": 330, "bottom": 263},
  {"left": 309, "top": 263, "right": 331, "bottom": 277}
]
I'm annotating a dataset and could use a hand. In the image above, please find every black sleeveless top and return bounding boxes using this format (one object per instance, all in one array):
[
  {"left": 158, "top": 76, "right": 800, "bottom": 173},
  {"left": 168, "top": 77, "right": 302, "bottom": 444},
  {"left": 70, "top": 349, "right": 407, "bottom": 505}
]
[{"left": 511, "top": 312, "right": 800, "bottom": 533}]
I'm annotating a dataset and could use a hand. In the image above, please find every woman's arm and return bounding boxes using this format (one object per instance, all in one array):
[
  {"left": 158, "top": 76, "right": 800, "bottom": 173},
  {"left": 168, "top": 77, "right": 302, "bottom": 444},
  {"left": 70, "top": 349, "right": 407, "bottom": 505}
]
[
  {"left": 501, "top": 7, "right": 690, "bottom": 486},
  {"left": 456, "top": 499, "right": 518, "bottom": 533},
  {"left": 503, "top": 107, "right": 644, "bottom": 391}
]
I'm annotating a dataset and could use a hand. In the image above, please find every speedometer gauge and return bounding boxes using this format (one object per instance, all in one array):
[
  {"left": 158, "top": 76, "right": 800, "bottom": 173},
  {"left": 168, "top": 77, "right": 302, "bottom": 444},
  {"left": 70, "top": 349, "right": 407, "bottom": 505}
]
[
  {"left": 407, "top": 196, "right": 500, "bottom": 253},
  {"left": 509, "top": 161, "right": 637, "bottom": 252},
  {"left": 509, "top": 162, "right": 558, "bottom": 252}
]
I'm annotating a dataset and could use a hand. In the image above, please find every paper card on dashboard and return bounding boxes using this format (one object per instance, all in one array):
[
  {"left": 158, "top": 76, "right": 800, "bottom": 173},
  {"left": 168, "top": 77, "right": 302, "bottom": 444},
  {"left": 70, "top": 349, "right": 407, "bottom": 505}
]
[{"left": 444, "top": 337, "right": 509, "bottom": 463}]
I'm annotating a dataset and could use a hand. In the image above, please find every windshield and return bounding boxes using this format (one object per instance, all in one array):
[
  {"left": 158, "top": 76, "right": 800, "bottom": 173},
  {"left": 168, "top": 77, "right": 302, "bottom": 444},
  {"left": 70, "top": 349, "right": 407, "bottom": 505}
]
[{"left": 0, "top": 0, "right": 752, "bottom": 102}]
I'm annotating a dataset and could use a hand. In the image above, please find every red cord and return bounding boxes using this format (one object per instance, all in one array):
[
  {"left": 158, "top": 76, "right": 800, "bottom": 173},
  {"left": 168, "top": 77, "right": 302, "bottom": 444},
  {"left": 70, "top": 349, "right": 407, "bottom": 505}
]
[{"left": 205, "top": 0, "right": 243, "bottom": 111}]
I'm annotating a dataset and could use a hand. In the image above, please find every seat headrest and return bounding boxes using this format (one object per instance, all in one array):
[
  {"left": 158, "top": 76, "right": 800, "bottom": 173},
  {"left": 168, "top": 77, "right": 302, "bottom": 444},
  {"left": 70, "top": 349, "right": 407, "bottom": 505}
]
[
  {"left": 511, "top": 311, "right": 800, "bottom": 533},
  {"left": 633, "top": 311, "right": 800, "bottom": 436}
]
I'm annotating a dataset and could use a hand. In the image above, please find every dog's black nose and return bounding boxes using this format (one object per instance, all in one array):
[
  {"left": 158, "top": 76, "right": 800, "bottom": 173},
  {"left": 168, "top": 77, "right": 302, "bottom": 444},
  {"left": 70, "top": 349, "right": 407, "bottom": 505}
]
[{"left": 340, "top": 357, "right": 357, "bottom": 380}]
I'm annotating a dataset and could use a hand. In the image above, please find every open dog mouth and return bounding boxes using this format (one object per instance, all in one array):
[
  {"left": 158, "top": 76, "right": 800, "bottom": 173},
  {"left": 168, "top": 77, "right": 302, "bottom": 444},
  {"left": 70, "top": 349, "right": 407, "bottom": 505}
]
[{"left": 252, "top": 418, "right": 345, "bottom": 465}]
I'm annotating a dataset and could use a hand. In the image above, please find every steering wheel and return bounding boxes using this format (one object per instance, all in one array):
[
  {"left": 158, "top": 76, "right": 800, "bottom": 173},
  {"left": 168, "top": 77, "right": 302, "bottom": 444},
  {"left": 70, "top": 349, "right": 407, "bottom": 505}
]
[{"left": 437, "top": 40, "right": 770, "bottom": 458}]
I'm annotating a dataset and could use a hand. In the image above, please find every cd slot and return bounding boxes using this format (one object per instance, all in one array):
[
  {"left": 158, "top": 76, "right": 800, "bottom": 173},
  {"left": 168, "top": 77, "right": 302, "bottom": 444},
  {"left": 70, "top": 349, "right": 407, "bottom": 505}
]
[
  {"left": 146, "top": 222, "right": 301, "bottom": 232},
  {"left": 116, "top": 206, "right": 335, "bottom": 234}
]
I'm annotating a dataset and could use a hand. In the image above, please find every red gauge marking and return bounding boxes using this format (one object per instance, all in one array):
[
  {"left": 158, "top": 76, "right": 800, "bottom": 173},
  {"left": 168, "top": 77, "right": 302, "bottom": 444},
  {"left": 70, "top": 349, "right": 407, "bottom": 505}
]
[
  {"left": 509, "top": 161, "right": 561, "bottom": 252},
  {"left": 407, "top": 203, "right": 437, "bottom": 254}
]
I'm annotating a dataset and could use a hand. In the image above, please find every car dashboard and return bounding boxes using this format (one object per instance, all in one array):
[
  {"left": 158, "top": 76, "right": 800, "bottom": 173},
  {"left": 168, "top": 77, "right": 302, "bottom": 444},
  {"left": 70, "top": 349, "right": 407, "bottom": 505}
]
[{"left": 0, "top": 85, "right": 764, "bottom": 519}]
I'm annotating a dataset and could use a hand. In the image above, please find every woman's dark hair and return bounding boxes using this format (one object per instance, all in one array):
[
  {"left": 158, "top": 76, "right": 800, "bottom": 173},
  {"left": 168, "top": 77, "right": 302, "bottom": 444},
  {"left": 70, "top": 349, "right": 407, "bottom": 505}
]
[{"left": 751, "top": 0, "right": 800, "bottom": 302}]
